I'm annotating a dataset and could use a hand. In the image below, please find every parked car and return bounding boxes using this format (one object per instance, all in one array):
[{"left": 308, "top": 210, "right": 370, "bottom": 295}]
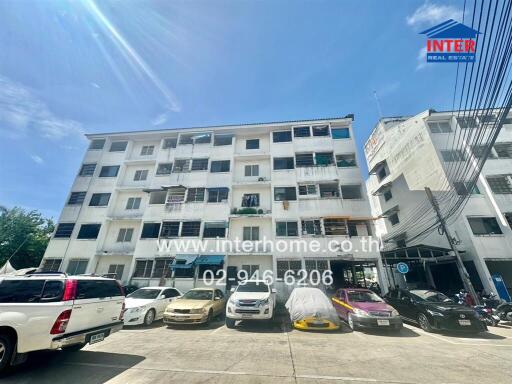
[
  {"left": 0, "top": 273, "right": 125, "bottom": 373},
  {"left": 285, "top": 287, "right": 340, "bottom": 331},
  {"left": 225, "top": 280, "right": 276, "bottom": 328},
  {"left": 124, "top": 287, "right": 182, "bottom": 326},
  {"left": 384, "top": 289, "right": 487, "bottom": 333},
  {"left": 122, "top": 285, "right": 140, "bottom": 295},
  {"left": 163, "top": 288, "right": 225, "bottom": 325},
  {"left": 332, "top": 288, "right": 402, "bottom": 331}
]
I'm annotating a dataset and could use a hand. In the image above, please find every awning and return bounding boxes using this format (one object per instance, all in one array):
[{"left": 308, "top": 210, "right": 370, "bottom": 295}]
[
  {"left": 170, "top": 255, "right": 198, "bottom": 269},
  {"left": 368, "top": 159, "right": 387, "bottom": 175},
  {"left": 195, "top": 255, "right": 224, "bottom": 265},
  {"left": 161, "top": 184, "right": 186, "bottom": 190},
  {"left": 372, "top": 182, "right": 392, "bottom": 196}
]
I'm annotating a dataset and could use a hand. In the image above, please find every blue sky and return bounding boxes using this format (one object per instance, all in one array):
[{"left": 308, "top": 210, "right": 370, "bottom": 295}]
[{"left": 0, "top": 0, "right": 465, "bottom": 219}]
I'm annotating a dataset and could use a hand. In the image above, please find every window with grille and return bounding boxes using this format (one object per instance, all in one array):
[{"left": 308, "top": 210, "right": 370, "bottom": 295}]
[
  {"left": 453, "top": 181, "right": 480, "bottom": 195},
  {"left": 331, "top": 127, "right": 350, "bottom": 139},
  {"left": 315, "top": 152, "right": 334, "bottom": 166},
  {"left": 89, "top": 193, "right": 111, "bottom": 207},
  {"left": 276, "top": 221, "right": 298, "bottom": 236},
  {"left": 162, "top": 137, "right": 177, "bottom": 149},
  {"left": 277, "top": 260, "right": 302, "bottom": 279},
  {"left": 427, "top": 121, "right": 452, "bottom": 133},
  {"left": 152, "top": 258, "right": 173, "bottom": 278},
  {"left": 341, "top": 185, "right": 362, "bottom": 199},
  {"left": 99, "top": 165, "right": 119, "bottom": 177},
  {"left": 41, "top": 258, "right": 62, "bottom": 272},
  {"left": 133, "top": 260, "right": 153, "bottom": 278},
  {"left": 471, "top": 145, "right": 495, "bottom": 159},
  {"left": 66, "top": 259, "right": 88, "bottom": 275},
  {"left": 54, "top": 223, "right": 75, "bottom": 238},
  {"left": 210, "top": 160, "right": 230, "bottom": 172},
  {"left": 108, "top": 264, "right": 125, "bottom": 280},
  {"left": 494, "top": 142, "right": 512, "bottom": 158},
  {"left": 243, "top": 226, "right": 259, "bottom": 241},
  {"left": 140, "top": 145, "right": 154, "bottom": 156},
  {"left": 456, "top": 117, "right": 477, "bottom": 129},
  {"left": 272, "top": 131, "right": 292, "bottom": 142},
  {"left": 68, "top": 192, "right": 86, "bottom": 205},
  {"left": 207, "top": 188, "right": 229, "bottom": 203},
  {"left": 274, "top": 187, "right": 297, "bottom": 201},
  {"left": 293, "top": 126, "right": 311, "bottom": 137},
  {"left": 305, "top": 259, "right": 328, "bottom": 274},
  {"left": 298, "top": 184, "right": 317, "bottom": 196},
  {"left": 173, "top": 159, "right": 191, "bottom": 172},
  {"left": 110, "top": 141, "right": 128, "bottom": 152},
  {"left": 295, "top": 153, "right": 314, "bottom": 167},
  {"left": 241, "top": 265, "right": 259, "bottom": 279},
  {"left": 156, "top": 163, "right": 173, "bottom": 175},
  {"left": 77, "top": 224, "right": 101, "bottom": 239},
  {"left": 203, "top": 222, "right": 227, "bottom": 238},
  {"left": 246, "top": 139, "right": 260, "bottom": 149},
  {"left": 79, "top": 163, "right": 96, "bottom": 176},
  {"left": 89, "top": 139, "right": 105, "bottom": 150},
  {"left": 479, "top": 114, "right": 497, "bottom": 124},
  {"left": 187, "top": 188, "right": 205, "bottom": 202},
  {"left": 245, "top": 164, "right": 259, "bottom": 176},
  {"left": 191, "top": 158, "right": 209, "bottom": 171},
  {"left": 140, "top": 223, "right": 161, "bottom": 239},
  {"left": 273, "top": 157, "right": 294, "bottom": 170},
  {"left": 126, "top": 197, "right": 141, "bottom": 209},
  {"left": 166, "top": 187, "right": 186, "bottom": 203},
  {"left": 241, "top": 193, "right": 259, "bottom": 207},
  {"left": 117, "top": 228, "right": 134, "bottom": 242},
  {"left": 160, "top": 221, "right": 180, "bottom": 238},
  {"left": 336, "top": 154, "right": 356, "bottom": 167},
  {"left": 319, "top": 183, "right": 340, "bottom": 198},
  {"left": 181, "top": 221, "right": 201, "bottom": 237},
  {"left": 441, "top": 150, "right": 466, "bottom": 162},
  {"left": 312, "top": 125, "right": 330, "bottom": 136},
  {"left": 214, "top": 134, "right": 233, "bottom": 146},
  {"left": 149, "top": 191, "right": 167, "bottom": 204},
  {"left": 134, "top": 169, "right": 148, "bottom": 181},
  {"left": 301, "top": 219, "right": 322, "bottom": 235},
  {"left": 324, "top": 219, "right": 348, "bottom": 235},
  {"left": 468, "top": 217, "right": 503, "bottom": 235},
  {"left": 486, "top": 175, "right": 512, "bottom": 194},
  {"left": 389, "top": 213, "right": 400, "bottom": 226}
]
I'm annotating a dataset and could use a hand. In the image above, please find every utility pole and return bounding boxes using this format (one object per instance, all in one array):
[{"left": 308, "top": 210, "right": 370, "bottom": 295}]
[{"left": 424, "top": 187, "right": 479, "bottom": 304}]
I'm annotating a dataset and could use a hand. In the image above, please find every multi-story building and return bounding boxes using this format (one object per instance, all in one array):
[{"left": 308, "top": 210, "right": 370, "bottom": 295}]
[
  {"left": 41, "top": 116, "right": 381, "bottom": 298},
  {"left": 366, "top": 109, "right": 512, "bottom": 296}
]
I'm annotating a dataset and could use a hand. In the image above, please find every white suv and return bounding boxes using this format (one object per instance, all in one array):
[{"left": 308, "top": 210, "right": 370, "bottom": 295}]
[
  {"left": 225, "top": 280, "right": 276, "bottom": 328},
  {"left": 0, "top": 273, "right": 125, "bottom": 373}
]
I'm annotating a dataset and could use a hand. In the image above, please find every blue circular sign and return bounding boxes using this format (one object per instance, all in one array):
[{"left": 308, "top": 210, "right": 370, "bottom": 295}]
[{"left": 397, "top": 262, "right": 409, "bottom": 274}]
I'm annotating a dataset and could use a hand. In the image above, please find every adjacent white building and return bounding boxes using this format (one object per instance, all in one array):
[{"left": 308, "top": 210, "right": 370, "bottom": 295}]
[
  {"left": 41, "top": 117, "right": 382, "bottom": 298},
  {"left": 366, "top": 109, "right": 512, "bottom": 296}
]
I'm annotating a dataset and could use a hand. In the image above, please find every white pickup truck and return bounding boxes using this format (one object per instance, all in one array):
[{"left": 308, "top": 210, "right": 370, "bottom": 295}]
[
  {"left": 0, "top": 273, "right": 125, "bottom": 373},
  {"left": 225, "top": 280, "right": 276, "bottom": 328}
]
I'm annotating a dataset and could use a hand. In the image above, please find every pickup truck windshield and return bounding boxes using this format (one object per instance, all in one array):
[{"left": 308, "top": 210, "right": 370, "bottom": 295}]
[{"left": 237, "top": 282, "right": 269, "bottom": 293}]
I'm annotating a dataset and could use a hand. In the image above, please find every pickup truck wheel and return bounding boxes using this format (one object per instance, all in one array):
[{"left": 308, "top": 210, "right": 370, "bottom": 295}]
[
  {"left": 144, "top": 309, "right": 155, "bottom": 326},
  {"left": 61, "top": 343, "right": 86, "bottom": 352},
  {"left": 0, "top": 334, "right": 14, "bottom": 373},
  {"left": 225, "top": 318, "right": 236, "bottom": 329}
]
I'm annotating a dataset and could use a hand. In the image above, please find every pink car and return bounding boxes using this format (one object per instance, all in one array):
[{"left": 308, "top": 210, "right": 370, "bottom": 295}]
[{"left": 332, "top": 288, "right": 403, "bottom": 331}]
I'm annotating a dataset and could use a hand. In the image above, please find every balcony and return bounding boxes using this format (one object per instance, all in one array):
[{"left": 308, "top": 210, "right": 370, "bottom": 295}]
[
  {"left": 230, "top": 207, "right": 272, "bottom": 218},
  {"left": 234, "top": 151, "right": 270, "bottom": 160},
  {"left": 107, "top": 211, "right": 143, "bottom": 220},
  {"left": 232, "top": 177, "right": 271, "bottom": 187},
  {"left": 97, "top": 243, "right": 135, "bottom": 256}
]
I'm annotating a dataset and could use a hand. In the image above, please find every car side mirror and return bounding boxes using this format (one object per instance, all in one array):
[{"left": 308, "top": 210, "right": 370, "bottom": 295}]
[{"left": 271, "top": 288, "right": 277, "bottom": 293}]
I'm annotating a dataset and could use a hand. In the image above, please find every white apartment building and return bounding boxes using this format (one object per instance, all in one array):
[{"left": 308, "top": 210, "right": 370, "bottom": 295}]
[
  {"left": 366, "top": 109, "right": 512, "bottom": 297},
  {"left": 41, "top": 116, "right": 382, "bottom": 298}
]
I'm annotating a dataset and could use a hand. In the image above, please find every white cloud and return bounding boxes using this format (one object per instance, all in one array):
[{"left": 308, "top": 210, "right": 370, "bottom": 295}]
[
  {"left": 152, "top": 112, "right": 169, "bottom": 126},
  {"left": 407, "top": 2, "right": 462, "bottom": 28},
  {"left": 30, "top": 155, "right": 44, "bottom": 164},
  {"left": 416, "top": 47, "right": 431, "bottom": 70},
  {"left": 0, "top": 75, "right": 84, "bottom": 141}
]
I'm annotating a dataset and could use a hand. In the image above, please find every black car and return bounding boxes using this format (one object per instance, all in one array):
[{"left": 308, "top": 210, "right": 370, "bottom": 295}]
[{"left": 384, "top": 289, "right": 486, "bottom": 333}]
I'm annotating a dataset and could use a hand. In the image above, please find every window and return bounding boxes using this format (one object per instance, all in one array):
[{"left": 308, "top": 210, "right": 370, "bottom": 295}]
[
  {"left": 468, "top": 217, "right": 503, "bottom": 236},
  {"left": 173, "top": 159, "right": 191, "bottom": 172},
  {"left": 41, "top": 258, "right": 62, "bottom": 272},
  {"left": 162, "top": 137, "right": 177, "bottom": 149},
  {"left": 203, "top": 222, "right": 227, "bottom": 238},
  {"left": 479, "top": 114, "right": 497, "bottom": 125},
  {"left": 246, "top": 139, "right": 260, "bottom": 149},
  {"left": 208, "top": 188, "right": 229, "bottom": 203},
  {"left": 274, "top": 187, "right": 297, "bottom": 201},
  {"left": 273, "top": 131, "right": 292, "bottom": 142},
  {"left": 134, "top": 169, "right": 148, "bottom": 181},
  {"left": 66, "top": 259, "right": 88, "bottom": 275},
  {"left": 214, "top": 134, "right": 233, "bottom": 146},
  {"left": 0, "top": 280, "right": 45, "bottom": 303},
  {"left": 341, "top": 185, "right": 362, "bottom": 199},
  {"left": 457, "top": 116, "right": 477, "bottom": 129},
  {"left": 494, "top": 143, "right": 512, "bottom": 158},
  {"left": 99, "top": 165, "right": 119, "bottom": 177},
  {"left": 68, "top": 192, "right": 86, "bottom": 205},
  {"left": 181, "top": 221, "right": 201, "bottom": 237},
  {"left": 152, "top": 258, "right": 173, "bottom": 278},
  {"left": 273, "top": 157, "right": 294, "bottom": 170},
  {"left": 117, "top": 228, "right": 134, "bottom": 242},
  {"left": 89, "top": 139, "right": 105, "bottom": 150},
  {"left": 245, "top": 164, "right": 259, "bottom": 176},
  {"left": 89, "top": 193, "right": 111, "bottom": 207},
  {"left": 187, "top": 188, "right": 205, "bottom": 202},
  {"left": 505, "top": 213, "right": 512, "bottom": 228},
  {"left": 331, "top": 127, "right": 350, "bottom": 139},
  {"left": 336, "top": 154, "right": 357, "bottom": 167},
  {"left": 140, "top": 145, "right": 154, "bottom": 156},
  {"left": 441, "top": 150, "right": 466, "bottom": 162},
  {"left": 79, "top": 163, "right": 96, "bottom": 176},
  {"left": 389, "top": 213, "right": 400, "bottom": 226},
  {"left": 108, "top": 264, "right": 125, "bottom": 280},
  {"left": 126, "top": 197, "right": 141, "bottom": 209},
  {"left": 160, "top": 222, "right": 180, "bottom": 238},
  {"left": 156, "top": 163, "right": 173, "bottom": 175},
  {"left": 141, "top": 223, "right": 161, "bottom": 239},
  {"left": 179, "top": 134, "right": 193, "bottom": 145},
  {"left": 191, "top": 158, "right": 209, "bottom": 171},
  {"left": 277, "top": 260, "right": 302, "bottom": 279},
  {"left": 472, "top": 145, "right": 494, "bottom": 159},
  {"left": 54, "top": 223, "right": 75, "bottom": 238},
  {"left": 133, "top": 260, "right": 153, "bottom": 278},
  {"left": 454, "top": 181, "right": 481, "bottom": 196},
  {"left": 295, "top": 153, "right": 314, "bottom": 167},
  {"left": 305, "top": 259, "right": 329, "bottom": 274},
  {"left": 242, "top": 193, "right": 259, "bottom": 207},
  {"left": 324, "top": 219, "right": 348, "bottom": 236},
  {"left": 276, "top": 221, "right": 298, "bottom": 236},
  {"left": 315, "top": 152, "right": 334, "bottom": 166},
  {"left": 165, "top": 186, "right": 186, "bottom": 204},
  {"left": 77, "top": 224, "right": 101, "bottom": 239},
  {"left": 210, "top": 160, "right": 230, "bottom": 172},
  {"left": 319, "top": 183, "right": 340, "bottom": 198},
  {"left": 243, "top": 226, "right": 259, "bottom": 241},
  {"left": 384, "top": 190, "right": 393, "bottom": 202},
  {"left": 301, "top": 219, "right": 322, "bottom": 235},
  {"left": 298, "top": 184, "right": 317, "bottom": 196},
  {"left": 428, "top": 121, "right": 452, "bottom": 133},
  {"left": 312, "top": 125, "right": 329, "bottom": 136},
  {"left": 149, "top": 190, "right": 167, "bottom": 204},
  {"left": 110, "top": 141, "right": 128, "bottom": 152},
  {"left": 179, "top": 133, "right": 211, "bottom": 144},
  {"left": 377, "top": 167, "right": 387, "bottom": 181},
  {"left": 241, "top": 265, "right": 259, "bottom": 278},
  {"left": 293, "top": 126, "right": 311, "bottom": 137},
  {"left": 486, "top": 175, "right": 512, "bottom": 194}
]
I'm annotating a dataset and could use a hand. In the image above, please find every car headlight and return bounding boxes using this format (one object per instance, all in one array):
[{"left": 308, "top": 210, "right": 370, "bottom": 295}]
[
  {"left": 132, "top": 306, "right": 147, "bottom": 313},
  {"left": 427, "top": 309, "right": 444, "bottom": 317},
  {"left": 259, "top": 298, "right": 269, "bottom": 306},
  {"left": 190, "top": 308, "right": 205, "bottom": 314},
  {"left": 353, "top": 308, "right": 369, "bottom": 317},
  {"left": 228, "top": 298, "right": 236, "bottom": 306},
  {"left": 391, "top": 308, "right": 400, "bottom": 317}
]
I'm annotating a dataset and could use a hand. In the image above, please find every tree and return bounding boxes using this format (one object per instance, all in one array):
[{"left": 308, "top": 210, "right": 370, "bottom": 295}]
[{"left": 0, "top": 206, "right": 55, "bottom": 269}]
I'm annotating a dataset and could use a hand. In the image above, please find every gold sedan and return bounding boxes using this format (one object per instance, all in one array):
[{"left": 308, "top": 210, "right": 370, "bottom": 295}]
[{"left": 163, "top": 288, "right": 225, "bottom": 325}]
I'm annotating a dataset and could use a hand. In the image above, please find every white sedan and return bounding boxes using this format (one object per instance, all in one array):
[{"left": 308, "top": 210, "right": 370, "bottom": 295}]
[{"left": 124, "top": 287, "right": 182, "bottom": 326}]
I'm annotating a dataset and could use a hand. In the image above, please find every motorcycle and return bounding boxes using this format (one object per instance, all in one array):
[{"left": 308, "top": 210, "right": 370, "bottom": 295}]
[
  {"left": 481, "top": 292, "right": 512, "bottom": 322},
  {"left": 456, "top": 291, "right": 500, "bottom": 326}
]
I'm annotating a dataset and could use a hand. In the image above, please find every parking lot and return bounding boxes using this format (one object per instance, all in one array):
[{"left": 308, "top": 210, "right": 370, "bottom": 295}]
[{"left": 3, "top": 317, "right": 512, "bottom": 384}]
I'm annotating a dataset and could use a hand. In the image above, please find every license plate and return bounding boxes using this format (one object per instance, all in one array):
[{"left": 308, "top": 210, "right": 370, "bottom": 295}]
[
  {"left": 458, "top": 319, "right": 471, "bottom": 326},
  {"left": 175, "top": 317, "right": 188, "bottom": 321},
  {"left": 377, "top": 319, "right": 390, "bottom": 326},
  {"left": 241, "top": 314, "right": 252, "bottom": 318},
  {"left": 89, "top": 332, "right": 104, "bottom": 344}
]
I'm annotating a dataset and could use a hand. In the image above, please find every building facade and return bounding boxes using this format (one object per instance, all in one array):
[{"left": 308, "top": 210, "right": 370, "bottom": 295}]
[
  {"left": 41, "top": 117, "right": 382, "bottom": 299},
  {"left": 366, "top": 109, "right": 512, "bottom": 296}
]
